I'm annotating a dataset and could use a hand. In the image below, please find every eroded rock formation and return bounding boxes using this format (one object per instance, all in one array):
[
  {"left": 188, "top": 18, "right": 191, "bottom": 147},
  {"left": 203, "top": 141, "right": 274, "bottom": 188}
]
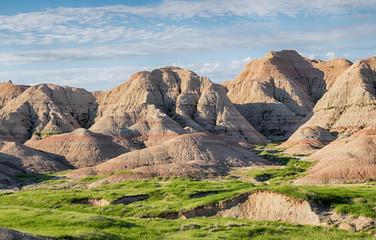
[
  {"left": 293, "top": 125, "right": 376, "bottom": 184},
  {"left": 0, "top": 140, "right": 70, "bottom": 188},
  {"left": 0, "top": 80, "right": 29, "bottom": 109},
  {"left": 91, "top": 67, "right": 266, "bottom": 146},
  {"left": 282, "top": 56, "right": 376, "bottom": 153},
  {"left": 67, "top": 132, "right": 271, "bottom": 180},
  {"left": 25, "top": 128, "right": 135, "bottom": 168},
  {"left": 0, "top": 84, "right": 98, "bottom": 142},
  {"left": 223, "top": 50, "right": 351, "bottom": 140}
]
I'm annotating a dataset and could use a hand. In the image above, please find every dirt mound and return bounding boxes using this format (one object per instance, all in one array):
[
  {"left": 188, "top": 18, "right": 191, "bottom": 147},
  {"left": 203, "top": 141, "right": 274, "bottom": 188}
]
[
  {"left": 0, "top": 227, "right": 44, "bottom": 240},
  {"left": 67, "top": 132, "right": 271, "bottom": 180},
  {"left": 0, "top": 84, "right": 98, "bottom": 142},
  {"left": 25, "top": 128, "right": 132, "bottom": 168},
  {"left": 293, "top": 126, "right": 376, "bottom": 184},
  {"left": 281, "top": 126, "right": 336, "bottom": 154},
  {"left": 181, "top": 190, "right": 320, "bottom": 225},
  {"left": 87, "top": 172, "right": 147, "bottom": 188},
  {"left": 284, "top": 56, "right": 376, "bottom": 153},
  {"left": 0, "top": 140, "right": 70, "bottom": 174},
  {"left": 159, "top": 190, "right": 375, "bottom": 231},
  {"left": 91, "top": 67, "right": 266, "bottom": 146},
  {"left": 0, "top": 140, "right": 70, "bottom": 188},
  {"left": 223, "top": 50, "right": 351, "bottom": 140}
]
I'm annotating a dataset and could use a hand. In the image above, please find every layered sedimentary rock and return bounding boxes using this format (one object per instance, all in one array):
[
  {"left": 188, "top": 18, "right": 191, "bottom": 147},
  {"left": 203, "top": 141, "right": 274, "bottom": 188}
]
[
  {"left": 25, "top": 128, "right": 135, "bottom": 168},
  {"left": 293, "top": 126, "right": 376, "bottom": 185},
  {"left": 282, "top": 56, "right": 376, "bottom": 153},
  {"left": 223, "top": 50, "right": 351, "bottom": 140},
  {"left": 0, "top": 140, "right": 70, "bottom": 188},
  {"left": 181, "top": 190, "right": 320, "bottom": 225},
  {"left": 67, "top": 132, "right": 271, "bottom": 180},
  {"left": 0, "top": 84, "right": 98, "bottom": 142},
  {"left": 91, "top": 67, "right": 266, "bottom": 146},
  {"left": 0, "top": 80, "right": 29, "bottom": 109}
]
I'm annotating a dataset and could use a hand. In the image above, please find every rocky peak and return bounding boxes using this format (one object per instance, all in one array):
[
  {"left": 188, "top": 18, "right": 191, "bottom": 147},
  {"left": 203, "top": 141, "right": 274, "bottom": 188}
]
[
  {"left": 91, "top": 67, "right": 266, "bottom": 146},
  {"left": 282, "top": 55, "right": 376, "bottom": 154},
  {"left": 0, "top": 83, "right": 98, "bottom": 142},
  {"left": 224, "top": 50, "right": 351, "bottom": 140}
]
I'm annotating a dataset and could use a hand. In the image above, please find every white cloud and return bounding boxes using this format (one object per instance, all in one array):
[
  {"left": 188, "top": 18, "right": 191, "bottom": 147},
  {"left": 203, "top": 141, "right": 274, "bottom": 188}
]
[
  {"left": 173, "top": 57, "right": 251, "bottom": 82},
  {"left": 242, "top": 56, "right": 252, "bottom": 63},
  {"left": 0, "top": 0, "right": 374, "bottom": 36},
  {"left": 1, "top": 21, "right": 374, "bottom": 66},
  {"left": 0, "top": 66, "right": 152, "bottom": 91},
  {"left": 324, "top": 52, "right": 336, "bottom": 60},
  {"left": 0, "top": 58, "right": 249, "bottom": 91}
]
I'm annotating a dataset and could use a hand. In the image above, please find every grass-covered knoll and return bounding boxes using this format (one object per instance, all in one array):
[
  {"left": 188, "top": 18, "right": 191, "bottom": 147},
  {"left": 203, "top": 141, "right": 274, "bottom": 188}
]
[
  {"left": 0, "top": 206, "right": 371, "bottom": 240},
  {"left": 0, "top": 178, "right": 254, "bottom": 217},
  {"left": 2, "top": 144, "right": 376, "bottom": 239},
  {"left": 2, "top": 176, "right": 376, "bottom": 238},
  {"left": 4, "top": 176, "right": 376, "bottom": 220}
]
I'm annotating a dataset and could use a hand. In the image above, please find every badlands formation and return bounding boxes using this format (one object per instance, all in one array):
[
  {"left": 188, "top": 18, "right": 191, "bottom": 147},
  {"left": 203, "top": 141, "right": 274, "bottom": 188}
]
[
  {"left": 3, "top": 50, "right": 376, "bottom": 238},
  {"left": 1, "top": 50, "right": 376, "bottom": 186},
  {"left": 282, "top": 56, "right": 376, "bottom": 153},
  {"left": 223, "top": 50, "right": 351, "bottom": 140}
]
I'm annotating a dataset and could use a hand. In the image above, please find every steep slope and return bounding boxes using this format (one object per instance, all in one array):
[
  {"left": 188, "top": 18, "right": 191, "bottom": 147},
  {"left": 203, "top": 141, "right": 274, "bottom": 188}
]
[
  {"left": 0, "top": 80, "right": 29, "bottom": 109},
  {"left": 282, "top": 56, "right": 376, "bottom": 153},
  {"left": 25, "top": 128, "right": 135, "bottom": 168},
  {"left": 67, "top": 132, "right": 271, "bottom": 180},
  {"left": 223, "top": 50, "right": 351, "bottom": 140},
  {"left": 0, "top": 84, "right": 98, "bottom": 142},
  {"left": 293, "top": 126, "right": 376, "bottom": 185},
  {"left": 91, "top": 67, "right": 266, "bottom": 146}
]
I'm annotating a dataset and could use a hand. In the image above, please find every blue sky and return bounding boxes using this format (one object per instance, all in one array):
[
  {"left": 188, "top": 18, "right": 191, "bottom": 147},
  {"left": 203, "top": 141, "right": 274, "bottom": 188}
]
[{"left": 0, "top": 0, "right": 375, "bottom": 91}]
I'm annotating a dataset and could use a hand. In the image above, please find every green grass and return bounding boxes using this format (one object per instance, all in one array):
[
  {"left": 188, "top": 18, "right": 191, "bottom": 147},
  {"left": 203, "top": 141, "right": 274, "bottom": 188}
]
[
  {"left": 260, "top": 184, "right": 376, "bottom": 218},
  {"left": 10, "top": 173, "right": 55, "bottom": 186},
  {"left": 2, "top": 176, "right": 376, "bottom": 239},
  {"left": 2, "top": 143, "right": 376, "bottom": 239},
  {"left": 0, "top": 206, "right": 371, "bottom": 239},
  {"left": 0, "top": 178, "right": 254, "bottom": 218},
  {"left": 253, "top": 142, "right": 283, "bottom": 150},
  {"left": 33, "top": 131, "right": 63, "bottom": 138}
]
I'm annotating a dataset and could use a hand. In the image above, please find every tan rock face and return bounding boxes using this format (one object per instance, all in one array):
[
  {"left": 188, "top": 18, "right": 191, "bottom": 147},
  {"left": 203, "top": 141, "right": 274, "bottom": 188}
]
[
  {"left": 25, "top": 128, "right": 135, "bottom": 168},
  {"left": 0, "top": 80, "right": 29, "bottom": 109},
  {"left": 283, "top": 56, "right": 376, "bottom": 153},
  {"left": 313, "top": 58, "right": 353, "bottom": 90},
  {"left": 215, "top": 191, "right": 320, "bottom": 225},
  {"left": 0, "top": 84, "right": 98, "bottom": 142},
  {"left": 293, "top": 126, "right": 376, "bottom": 184},
  {"left": 224, "top": 50, "right": 351, "bottom": 140},
  {"left": 67, "top": 132, "right": 271, "bottom": 179},
  {"left": 91, "top": 67, "right": 266, "bottom": 145}
]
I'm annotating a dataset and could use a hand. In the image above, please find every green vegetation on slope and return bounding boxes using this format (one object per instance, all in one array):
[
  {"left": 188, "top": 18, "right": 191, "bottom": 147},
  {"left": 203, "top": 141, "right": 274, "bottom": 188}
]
[{"left": 1, "top": 143, "right": 376, "bottom": 239}]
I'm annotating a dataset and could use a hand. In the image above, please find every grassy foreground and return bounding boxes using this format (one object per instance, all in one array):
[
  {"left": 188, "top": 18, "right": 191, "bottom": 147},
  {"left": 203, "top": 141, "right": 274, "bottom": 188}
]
[
  {"left": 0, "top": 206, "right": 371, "bottom": 239},
  {"left": 1, "top": 145, "right": 376, "bottom": 239},
  {"left": 1, "top": 176, "right": 376, "bottom": 239}
]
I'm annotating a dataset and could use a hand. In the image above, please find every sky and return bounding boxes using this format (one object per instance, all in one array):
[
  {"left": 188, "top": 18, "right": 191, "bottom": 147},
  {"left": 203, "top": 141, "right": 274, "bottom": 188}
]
[{"left": 0, "top": 0, "right": 375, "bottom": 91}]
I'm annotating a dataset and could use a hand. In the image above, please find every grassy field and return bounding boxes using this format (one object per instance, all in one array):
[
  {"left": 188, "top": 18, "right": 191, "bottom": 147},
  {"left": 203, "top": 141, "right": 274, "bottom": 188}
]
[{"left": 1, "top": 144, "right": 376, "bottom": 239}]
